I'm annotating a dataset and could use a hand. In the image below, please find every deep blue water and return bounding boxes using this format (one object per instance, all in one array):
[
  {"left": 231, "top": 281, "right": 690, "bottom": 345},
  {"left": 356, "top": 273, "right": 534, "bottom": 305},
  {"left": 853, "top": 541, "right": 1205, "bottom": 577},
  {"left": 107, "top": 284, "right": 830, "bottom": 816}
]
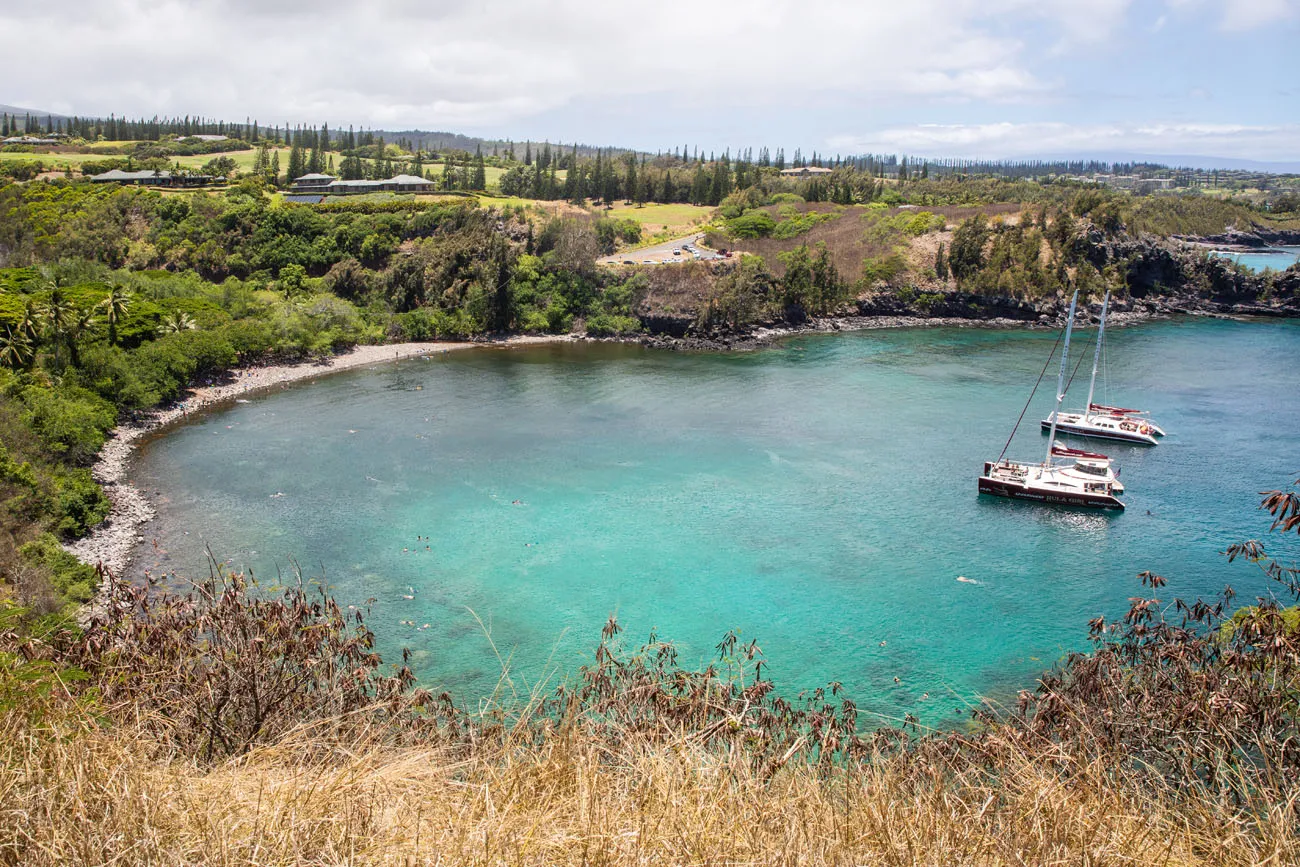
[{"left": 131, "top": 319, "right": 1300, "bottom": 726}]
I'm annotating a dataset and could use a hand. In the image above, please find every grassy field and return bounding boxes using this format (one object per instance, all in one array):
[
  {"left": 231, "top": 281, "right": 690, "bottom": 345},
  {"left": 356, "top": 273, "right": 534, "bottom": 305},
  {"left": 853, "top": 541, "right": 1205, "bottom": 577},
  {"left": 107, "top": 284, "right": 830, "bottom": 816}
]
[
  {"left": 0, "top": 146, "right": 290, "bottom": 174},
  {"left": 4, "top": 148, "right": 557, "bottom": 191},
  {"left": 424, "top": 161, "right": 511, "bottom": 185},
  {"left": 602, "top": 201, "right": 715, "bottom": 233},
  {"left": 171, "top": 147, "right": 290, "bottom": 171}
]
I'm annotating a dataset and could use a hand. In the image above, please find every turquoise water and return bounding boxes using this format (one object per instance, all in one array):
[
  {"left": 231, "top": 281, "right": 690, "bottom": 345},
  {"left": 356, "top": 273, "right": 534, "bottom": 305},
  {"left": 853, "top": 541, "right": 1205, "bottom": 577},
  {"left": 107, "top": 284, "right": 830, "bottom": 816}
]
[
  {"left": 1209, "top": 245, "right": 1300, "bottom": 273},
  {"left": 131, "top": 319, "right": 1300, "bottom": 726}
]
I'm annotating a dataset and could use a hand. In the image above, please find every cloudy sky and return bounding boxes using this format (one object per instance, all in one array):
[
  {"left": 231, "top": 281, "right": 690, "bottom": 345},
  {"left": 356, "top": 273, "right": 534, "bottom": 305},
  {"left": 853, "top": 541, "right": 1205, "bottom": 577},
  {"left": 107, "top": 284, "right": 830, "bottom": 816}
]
[{"left": 3, "top": 0, "right": 1297, "bottom": 162}]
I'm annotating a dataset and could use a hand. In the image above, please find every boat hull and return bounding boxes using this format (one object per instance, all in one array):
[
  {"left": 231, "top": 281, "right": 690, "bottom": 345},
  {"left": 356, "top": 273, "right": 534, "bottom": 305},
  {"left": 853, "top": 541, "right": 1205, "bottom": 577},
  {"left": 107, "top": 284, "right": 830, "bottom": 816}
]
[
  {"left": 1040, "top": 418, "right": 1158, "bottom": 446},
  {"left": 978, "top": 474, "right": 1126, "bottom": 510}
]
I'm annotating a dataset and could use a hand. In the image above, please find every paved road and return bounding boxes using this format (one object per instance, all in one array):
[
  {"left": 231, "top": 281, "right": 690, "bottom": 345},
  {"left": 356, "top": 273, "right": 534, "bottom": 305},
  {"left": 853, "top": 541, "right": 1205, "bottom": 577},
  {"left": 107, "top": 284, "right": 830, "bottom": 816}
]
[{"left": 599, "top": 232, "right": 722, "bottom": 266}]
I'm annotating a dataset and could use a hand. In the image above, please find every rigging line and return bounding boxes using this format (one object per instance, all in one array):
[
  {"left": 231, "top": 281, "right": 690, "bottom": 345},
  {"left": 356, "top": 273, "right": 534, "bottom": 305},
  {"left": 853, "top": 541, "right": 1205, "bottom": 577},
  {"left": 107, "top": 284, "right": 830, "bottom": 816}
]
[
  {"left": 996, "top": 325, "right": 1067, "bottom": 465},
  {"left": 1063, "top": 335, "right": 1089, "bottom": 394}
]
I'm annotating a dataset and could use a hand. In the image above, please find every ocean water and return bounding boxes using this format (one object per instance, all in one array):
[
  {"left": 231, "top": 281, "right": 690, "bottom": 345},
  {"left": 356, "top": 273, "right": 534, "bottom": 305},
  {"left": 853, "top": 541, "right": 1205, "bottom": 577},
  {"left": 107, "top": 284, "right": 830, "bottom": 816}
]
[
  {"left": 1209, "top": 245, "right": 1300, "bottom": 273},
  {"left": 131, "top": 319, "right": 1300, "bottom": 726}
]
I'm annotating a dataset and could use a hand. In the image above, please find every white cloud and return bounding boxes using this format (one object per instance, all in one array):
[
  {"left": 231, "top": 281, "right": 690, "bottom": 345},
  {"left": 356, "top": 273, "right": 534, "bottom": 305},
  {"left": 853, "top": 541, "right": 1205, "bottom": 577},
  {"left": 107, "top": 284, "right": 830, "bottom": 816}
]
[
  {"left": 0, "top": 0, "right": 1132, "bottom": 128},
  {"left": 1164, "top": 0, "right": 1298, "bottom": 30},
  {"left": 1219, "top": 0, "right": 1297, "bottom": 31},
  {"left": 828, "top": 121, "right": 1300, "bottom": 161}
]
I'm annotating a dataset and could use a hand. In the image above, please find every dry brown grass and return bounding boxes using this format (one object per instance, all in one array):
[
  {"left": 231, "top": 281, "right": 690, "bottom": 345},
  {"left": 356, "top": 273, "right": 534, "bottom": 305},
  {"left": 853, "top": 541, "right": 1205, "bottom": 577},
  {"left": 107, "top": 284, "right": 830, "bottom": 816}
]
[
  {"left": 722, "top": 203, "right": 1025, "bottom": 284},
  {"left": 5, "top": 704, "right": 1295, "bottom": 866}
]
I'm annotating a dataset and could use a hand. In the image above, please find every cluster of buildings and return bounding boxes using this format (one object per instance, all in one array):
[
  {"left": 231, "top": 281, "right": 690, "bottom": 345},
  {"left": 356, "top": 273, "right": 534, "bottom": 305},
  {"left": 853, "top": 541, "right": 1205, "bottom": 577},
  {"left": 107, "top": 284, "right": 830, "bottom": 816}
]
[
  {"left": 89, "top": 169, "right": 215, "bottom": 187},
  {"left": 779, "top": 166, "right": 834, "bottom": 179},
  {"left": 1067, "top": 173, "right": 1177, "bottom": 194},
  {"left": 2, "top": 135, "right": 63, "bottom": 146},
  {"left": 290, "top": 172, "right": 434, "bottom": 194}
]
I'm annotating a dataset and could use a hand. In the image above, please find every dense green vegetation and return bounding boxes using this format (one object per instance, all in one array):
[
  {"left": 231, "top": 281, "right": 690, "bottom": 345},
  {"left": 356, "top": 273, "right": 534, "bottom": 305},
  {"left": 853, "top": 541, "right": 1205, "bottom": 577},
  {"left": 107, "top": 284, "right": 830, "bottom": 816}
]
[{"left": 0, "top": 177, "right": 660, "bottom": 609}]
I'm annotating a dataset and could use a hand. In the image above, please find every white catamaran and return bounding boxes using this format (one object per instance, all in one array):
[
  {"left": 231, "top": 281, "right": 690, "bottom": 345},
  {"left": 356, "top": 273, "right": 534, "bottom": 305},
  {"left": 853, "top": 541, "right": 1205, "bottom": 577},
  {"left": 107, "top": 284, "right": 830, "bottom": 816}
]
[
  {"left": 1040, "top": 290, "right": 1166, "bottom": 446},
  {"left": 979, "top": 290, "right": 1127, "bottom": 510}
]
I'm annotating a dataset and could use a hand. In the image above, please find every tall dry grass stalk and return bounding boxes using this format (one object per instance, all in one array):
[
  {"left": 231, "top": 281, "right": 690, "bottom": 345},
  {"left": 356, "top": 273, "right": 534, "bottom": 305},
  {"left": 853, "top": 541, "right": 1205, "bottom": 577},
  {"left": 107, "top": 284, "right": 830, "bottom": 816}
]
[{"left": 4, "top": 700, "right": 1296, "bottom": 866}]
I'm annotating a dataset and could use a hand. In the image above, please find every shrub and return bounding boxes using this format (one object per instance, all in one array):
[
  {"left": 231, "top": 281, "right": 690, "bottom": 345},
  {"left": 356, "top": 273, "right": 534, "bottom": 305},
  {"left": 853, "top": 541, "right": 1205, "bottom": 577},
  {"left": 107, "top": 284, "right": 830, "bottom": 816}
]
[
  {"left": 17, "top": 384, "right": 117, "bottom": 466},
  {"left": 51, "top": 467, "right": 110, "bottom": 538},
  {"left": 862, "top": 254, "right": 909, "bottom": 287},
  {"left": 773, "top": 211, "right": 836, "bottom": 240},
  {"left": 584, "top": 314, "right": 641, "bottom": 337},
  {"left": 19, "top": 533, "right": 99, "bottom": 604},
  {"left": 725, "top": 211, "right": 777, "bottom": 239}
]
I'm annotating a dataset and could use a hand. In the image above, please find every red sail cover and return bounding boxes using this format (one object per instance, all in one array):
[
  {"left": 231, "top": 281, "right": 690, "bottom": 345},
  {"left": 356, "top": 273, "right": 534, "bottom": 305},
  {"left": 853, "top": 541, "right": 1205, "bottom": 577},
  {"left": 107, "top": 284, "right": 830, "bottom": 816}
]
[
  {"left": 1052, "top": 444, "right": 1110, "bottom": 460},
  {"left": 1090, "top": 403, "right": 1142, "bottom": 415}
]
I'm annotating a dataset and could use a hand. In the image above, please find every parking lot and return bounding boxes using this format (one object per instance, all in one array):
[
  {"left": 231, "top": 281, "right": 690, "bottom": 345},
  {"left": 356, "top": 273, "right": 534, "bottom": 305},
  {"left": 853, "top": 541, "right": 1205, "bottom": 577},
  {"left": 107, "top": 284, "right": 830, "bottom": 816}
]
[{"left": 598, "top": 233, "right": 731, "bottom": 267}]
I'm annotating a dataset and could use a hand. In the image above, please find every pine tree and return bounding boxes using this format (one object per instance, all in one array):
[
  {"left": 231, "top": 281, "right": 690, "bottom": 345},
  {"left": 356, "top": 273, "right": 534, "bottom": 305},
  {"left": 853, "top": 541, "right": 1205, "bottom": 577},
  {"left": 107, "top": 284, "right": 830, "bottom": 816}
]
[
  {"left": 472, "top": 146, "right": 487, "bottom": 190},
  {"left": 624, "top": 156, "right": 637, "bottom": 205},
  {"left": 287, "top": 139, "right": 305, "bottom": 181},
  {"left": 270, "top": 151, "right": 280, "bottom": 183},
  {"left": 935, "top": 243, "right": 949, "bottom": 281}
]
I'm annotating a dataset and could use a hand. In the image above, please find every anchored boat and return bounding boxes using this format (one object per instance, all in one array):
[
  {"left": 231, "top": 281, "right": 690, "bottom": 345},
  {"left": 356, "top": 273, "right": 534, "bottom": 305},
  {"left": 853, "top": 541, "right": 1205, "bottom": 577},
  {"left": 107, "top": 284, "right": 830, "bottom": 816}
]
[
  {"left": 979, "top": 291, "right": 1126, "bottom": 510},
  {"left": 1040, "top": 291, "right": 1166, "bottom": 446}
]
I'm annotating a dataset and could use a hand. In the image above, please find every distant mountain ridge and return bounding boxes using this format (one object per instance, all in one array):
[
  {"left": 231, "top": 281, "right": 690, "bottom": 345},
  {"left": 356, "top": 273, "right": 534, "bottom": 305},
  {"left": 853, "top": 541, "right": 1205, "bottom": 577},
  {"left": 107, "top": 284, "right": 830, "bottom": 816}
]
[
  {"left": 0, "top": 104, "right": 67, "bottom": 120},
  {"left": 987, "top": 151, "right": 1300, "bottom": 174}
]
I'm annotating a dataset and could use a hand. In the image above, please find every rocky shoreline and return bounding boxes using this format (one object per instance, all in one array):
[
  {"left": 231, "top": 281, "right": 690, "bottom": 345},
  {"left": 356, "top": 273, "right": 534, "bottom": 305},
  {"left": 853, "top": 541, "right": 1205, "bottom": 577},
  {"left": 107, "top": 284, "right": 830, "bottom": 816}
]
[
  {"left": 636, "top": 290, "right": 1294, "bottom": 352},
  {"left": 65, "top": 336, "right": 573, "bottom": 591}
]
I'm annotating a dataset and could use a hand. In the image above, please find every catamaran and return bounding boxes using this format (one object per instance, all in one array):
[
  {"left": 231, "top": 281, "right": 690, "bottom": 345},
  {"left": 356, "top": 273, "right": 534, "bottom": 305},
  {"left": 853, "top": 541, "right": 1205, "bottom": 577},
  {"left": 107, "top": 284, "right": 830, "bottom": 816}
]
[
  {"left": 979, "top": 290, "right": 1126, "bottom": 510},
  {"left": 1050, "top": 442, "right": 1124, "bottom": 494},
  {"left": 1040, "top": 290, "right": 1166, "bottom": 446}
]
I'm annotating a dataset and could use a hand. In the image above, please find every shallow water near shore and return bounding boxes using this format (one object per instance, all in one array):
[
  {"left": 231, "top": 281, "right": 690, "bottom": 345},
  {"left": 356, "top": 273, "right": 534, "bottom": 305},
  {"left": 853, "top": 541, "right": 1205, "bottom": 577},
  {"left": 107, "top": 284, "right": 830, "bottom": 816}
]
[
  {"left": 132, "top": 318, "right": 1300, "bottom": 725},
  {"left": 1210, "top": 245, "right": 1300, "bottom": 273}
]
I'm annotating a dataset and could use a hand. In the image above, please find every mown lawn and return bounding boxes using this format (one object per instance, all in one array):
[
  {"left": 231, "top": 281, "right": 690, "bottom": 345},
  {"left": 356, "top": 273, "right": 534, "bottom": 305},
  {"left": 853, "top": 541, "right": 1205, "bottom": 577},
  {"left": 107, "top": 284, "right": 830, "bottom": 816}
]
[{"left": 602, "top": 201, "right": 715, "bottom": 232}]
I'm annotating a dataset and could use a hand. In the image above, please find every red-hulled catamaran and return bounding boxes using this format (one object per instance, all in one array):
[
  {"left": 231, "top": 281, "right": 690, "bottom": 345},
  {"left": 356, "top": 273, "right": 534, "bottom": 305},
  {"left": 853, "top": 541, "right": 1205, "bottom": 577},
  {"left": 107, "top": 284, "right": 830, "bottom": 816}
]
[
  {"left": 979, "top": 290, "right": 1127, "bottom": 510},
  {"left": 1040, "top": 290, "right": 1166, "bottom": 446}
]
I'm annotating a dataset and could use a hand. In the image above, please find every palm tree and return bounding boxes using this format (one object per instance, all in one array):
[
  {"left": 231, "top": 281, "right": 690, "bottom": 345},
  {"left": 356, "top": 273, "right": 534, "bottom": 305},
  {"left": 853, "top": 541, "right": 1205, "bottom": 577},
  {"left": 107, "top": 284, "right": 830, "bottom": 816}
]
[
  {"left": 99, "top": 282, "right": 132, "bottom": 347},
  {"left": 65, "top": 307, "right": 98, "bottom": 367},
  {"left": 160, "top": 310, "right": 196, "bottom": 334},
  {"left": 43, "top": 286, "right": 77, "bottom": 368},
  {"left": 0, "top": 327, "right": 35, "bottom": 370},
  {"left": 16, "top": 299, "right": 41, "bottom": 345}
]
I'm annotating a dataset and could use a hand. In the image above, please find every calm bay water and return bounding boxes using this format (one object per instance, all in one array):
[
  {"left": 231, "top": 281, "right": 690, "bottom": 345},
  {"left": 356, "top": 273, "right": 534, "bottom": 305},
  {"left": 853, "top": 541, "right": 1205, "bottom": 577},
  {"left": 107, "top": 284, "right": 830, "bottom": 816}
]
[
  {"left": 1210, "top": 245, "right": 1300, "bottom": 273},
  {"left": 132, "top": 319, "right": 1300, "bottom": 726}
]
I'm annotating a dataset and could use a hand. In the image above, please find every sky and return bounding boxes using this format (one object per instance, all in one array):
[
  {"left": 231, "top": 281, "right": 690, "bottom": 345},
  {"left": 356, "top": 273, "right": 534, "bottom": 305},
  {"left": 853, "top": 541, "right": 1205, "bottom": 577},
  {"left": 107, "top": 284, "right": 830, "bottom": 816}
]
[{"left": 2, "top": 0, "right": 1298, "bottom": 163}]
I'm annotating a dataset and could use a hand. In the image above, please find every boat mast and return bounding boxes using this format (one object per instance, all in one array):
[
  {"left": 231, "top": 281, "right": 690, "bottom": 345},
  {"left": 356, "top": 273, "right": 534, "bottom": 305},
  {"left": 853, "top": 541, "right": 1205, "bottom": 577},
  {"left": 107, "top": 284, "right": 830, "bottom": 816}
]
[
  {"left": 1044, "top": 290, "right": 1079, "bottom": 469},
  {"left": 1083, "top": 290, "right": 1110, "bottom": 422}
]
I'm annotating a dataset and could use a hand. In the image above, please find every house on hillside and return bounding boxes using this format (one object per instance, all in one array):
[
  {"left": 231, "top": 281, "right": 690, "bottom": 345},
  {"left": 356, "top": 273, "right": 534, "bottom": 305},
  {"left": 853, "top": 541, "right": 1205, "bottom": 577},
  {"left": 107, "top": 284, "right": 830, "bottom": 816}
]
[
  {"left": 384, "top": 174, "right": 433, "bottom": 192},
  {"left": 779, "top": 166, "right": 834, "bottom": 178},
  {"left": 182, "top": 134, "right": 229, "bottom": 142},
  {"left": 89, "top": 169, "right": 214, "bottom": 187},
  {"left": 291, "top": 173, "right": 336, "bottom": 191},
  {"left": 321, "top": 174, "right": 435, "bottom": 195},
  {"left": 3, "top": 136, "right": 60, "bottom": 145}
]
